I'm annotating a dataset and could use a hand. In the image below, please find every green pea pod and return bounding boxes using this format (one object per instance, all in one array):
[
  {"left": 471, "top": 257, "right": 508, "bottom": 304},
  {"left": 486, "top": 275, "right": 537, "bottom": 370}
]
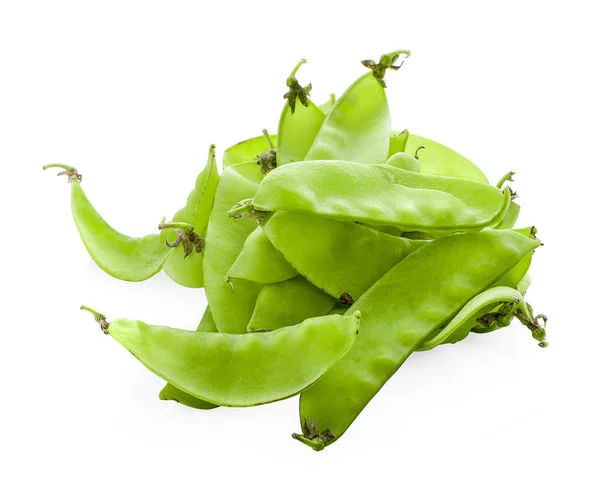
[
  {"left": 304, "top": 73, "right": 391, "bottom": 163},
  {"left": 495, "top": 227, "right": 538, "bottom": 288},
  {"left": 223, "top": 134, "right": 277, "bottom": 168},
  {"left": 82, "top": 307, "right": 360, "bottom": 407},
  {"left": 262, "top": 211, "right": 426, "bottom": 301},
  {"left": 203, "top": 161, "right": 265, "bottom": 333},
  {"left": 241, "top": 161, "right": 510, "bottom": 235},
  {"left": 159, "top": 383, "right": 219, "bottom": 410},
  {"left": 404, "top": 134, "right": 488, "bottom": 184},
  {"left": 388, "top": 130, "right": 409, "bottom": 157},
  {"left": 44, "top": 165, "right": 171, "bottom": 281},
  {"left": 495, "top": 201, "right": 521, "bottom": 229},
  {"left": 226, "top": 226, "right": 298, "bottom": 285},
  {"left": 160, "top": 145, "right": 220, "bottom": 288},
  {"left": 294, "top": 229, "right": 542, "bottom": 450},
  {"left": 248, "top": 276, "right": 337, "bottom": 331},
  {"left": 195, "top": 305, "right": 218, "bottom": 333},
  {"left": 517, "top": 272, "right": 532, "bottom": 295},
  {"left": 385, "top": 152, "right": 421, "bottom": 172},
  {"left": 417, "top": 286, "right": 546, "bottom": 351},
  {"left": 277, "top": 59, "right": 326, "bottom": 166}
]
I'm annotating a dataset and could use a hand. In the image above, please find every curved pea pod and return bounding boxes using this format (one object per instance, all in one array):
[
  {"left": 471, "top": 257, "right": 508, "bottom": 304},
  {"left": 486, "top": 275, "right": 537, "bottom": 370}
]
[
  {"left": 262, "top": 211, "right": 426, "bottom": 301},
  {"left": 245, "top": 161, "right": 511, "bottom": 235},
  {"left": 304, "top": 73, "right": 391, "bottom": 163},
  {"left": 159, "top": 383, "right": 219, "bottom": 410},
  {"left": 495, "top": 201, "right": 520, "bottom": 230},
  {"left": 417, "top": 286, "right": 547, "bottom": 351},
  {"left": 222, "top": 134, "right": 277, "bottom": 168},
  {"left": 44, "top": 165, "right": 171, "bottom": 281},
  {"left": 495, "top": 227, "right": 539, "bottom": 288},
  {"left": 160, "top": 145, "right": 220, "bottom": 288},
  {"left": 82, "top": 307, "right": 360, "bottom": 407},
  {"left": 293, "top": 229, "right": 542, "bottom": 450},
  {"left": 248, "top": 276, "right": 337, "bottom": 331},
  {"left": 404, "top": 134, "right": 488, "bottom": 184},
  {"left": 385, "top": 152, "right": 420, "bottom": 172},
  {"left": 277, "top": 59, "right": 326, "bottom": 166},
  {"left": 388, "top": 129, "right": 409, "bottom": 156},
  {"left": 195, "top": 305, "right": 218, "bottom": 333},
  {"left": 226, "top": 226, "right": 298, "bottom": 285},
  {"left": 517, "top": 272, "right": 532, "bottom": 295},
  {"left": 203, "top": 161, "right": 265, "bottom": 333}
]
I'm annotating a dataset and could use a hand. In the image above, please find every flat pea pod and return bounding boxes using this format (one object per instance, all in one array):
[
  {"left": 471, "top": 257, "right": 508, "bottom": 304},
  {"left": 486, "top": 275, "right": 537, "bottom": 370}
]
[
  {"left": 248, "top": 276, "right": 337, "bottom": 331},
  {"left": 82, "top": 307, "right": 360, "bottom": 407},
  {"left": 222, "top": 134, "right": 276, "bottom": 168},
  {"left": 388, "top": 129, "right": 409, "bottom": 157},
  {"left": 304, "top": 73, "right": 391, "bottom": 163},
  {"left": 244, "top": 161, "right": 511, "bottom": 235},
  {"left": 495, "top": 201, "right": 520, "bottom": 230},
  {"left": 195, "top": 305, "right": 218, "bottom": 333},
  {"left": 203, "top": 161, "right": 265, "bottom": 333},
  {"left": 494, "top": 227, "right": 538, "bottom": 288},
  {"left": 417, "top": 286, "right": 547, "bottom": 351},
  {"left": 517, "top": 272, "right": 532, "bottom": 295},
  {"left": 262, "top": 211, "right": 426, "bottom": 301},
  {"left": 44, "top": 164, "right": 171, "bottom": 281},
  {"left": 226, "top": 225, "right": 298, "bottom": 285},
  {"left": 385, "top": 152, "right": 420, "bottom": 172},
  {"left": 159, "top": 383, "right": 218, "bottom": 410},
  {"left": 294, "top": 229, "right": 541, "bottom": 450},
  {"left": 277, "top": 59, "right": 326, "bottom": 166},
  {"left": 160, "top": 145, "right": 220, "bottom": 288},
  {"left": 404, "top": 134, "right": 488, "bottom": 184}
]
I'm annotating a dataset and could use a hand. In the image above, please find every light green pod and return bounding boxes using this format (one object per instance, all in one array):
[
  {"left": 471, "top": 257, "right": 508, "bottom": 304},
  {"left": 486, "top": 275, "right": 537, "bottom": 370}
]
[
  {"left": 222, "top": 134, "right": 277, "bottom": 168},
  {"left": 85, "top": 309, "right": 360, "bottom": 407},
  {"left": 263, "top": 211, "right": 426, "bottom": 301},
  {"left": 305, "top": 73, "right": 390, "bottom": 163},
  {"left": 277, "top": 60, "right": 325, "bottom": 166},
  {"left": 294, "top": 229, "right": 541, "bottom": 450},
  {"left": 44, "top": 164, "right": 171, "bottom": 281},
  {"left": 161, "top": 145, "right": 220, "bottom": 288},
  {"left": 248, "top": 161, "right": 510, "bottom": 235},
  {"left": 248, "top": 276, "right": 337, "bottom": 331},
  {"left": 404, "top": 134, "right": 488, "bottom": 184},
  {"left": 385, "top": 152, "right": 421, "bottom": 172},
  {"left": 495, "top": 200, "right": 521, "bottom": 230},
  {"left": 203, "top": 161, "right": 264, "bottom": 333},
  {"left": 495, "top": 227, "right": 538, "bottom": 288},
  {"left": 195, "top": 306, "right": 218, "bottom": 333},
  {"left": 226, "top": 226, "right": 298, "bottom": 285},
  {"left": 517, "top": 272, "right": 532, "bottom": 295},
  {"left": 159, "top": 383, "right": 219, "bottom": 410},
  {"left": 388, "top": 130, "right": 409, "bottom": 157}
]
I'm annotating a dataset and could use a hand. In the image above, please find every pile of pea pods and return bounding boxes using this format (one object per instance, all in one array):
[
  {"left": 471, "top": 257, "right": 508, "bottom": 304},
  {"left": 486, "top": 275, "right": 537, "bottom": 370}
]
[{"left": 44, "top": 50, "right": 547, "bottom": 451}]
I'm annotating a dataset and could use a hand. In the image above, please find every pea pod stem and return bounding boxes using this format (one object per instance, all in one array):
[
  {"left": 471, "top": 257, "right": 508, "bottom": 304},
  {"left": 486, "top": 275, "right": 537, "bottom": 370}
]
[
  {"left": 43, "top": 163, "right": 82, "bottom": 182},
  {"left": 286, "top": 58, "right": 307, "bottom": 86},
  {"left": 158, "top": 222, "right": 195, "bottom": 233},
  {"left": 291, "top": 433, "right": 324, "bottom": 451},
  {"left": 261, "top": 129, "right": 275, "bottom": 150},
  {"left": 80, "top": 305, "right": 110, "bottom": 334},
  {"left": 496, "top": 171, "right": 515, "bottom": 189}
]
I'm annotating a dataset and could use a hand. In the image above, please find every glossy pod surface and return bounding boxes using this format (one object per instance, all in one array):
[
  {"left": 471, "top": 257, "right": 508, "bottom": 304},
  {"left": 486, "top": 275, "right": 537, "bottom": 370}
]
[
  {"left": 252, "top": 161, "right": 511, "bottom": 234},
  {"left": 296, "top": 229, "right": 540, "bottom": 449},
  {"left": 105, "top": 312, "right": 360, "bottom": 407}
]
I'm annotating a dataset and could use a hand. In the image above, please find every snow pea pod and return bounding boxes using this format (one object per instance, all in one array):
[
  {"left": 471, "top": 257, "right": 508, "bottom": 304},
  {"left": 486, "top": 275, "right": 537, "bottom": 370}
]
[
  {"left": 159, "top": 383, "right": 219, "bottom": 410},
  {"left": 160, "top": 145, "right": 220, "bottom": 288},
  {"left": 44, "top": 165, "right": 170, "bottom": 281},
  {"left": 226, "top": 225, "right": 298, "bottom": 285},
  {"left": 388, "top": 129, "right": 409, "bottom": 157},
  {"left": 248, "top": 276, "right": 337, "bottom": 331},
  {"left": 294, "top": 229, "right": 541, "bottom": 450},
  {"left": 203, "top": 161, "right": 264, "bottom": 333},
  {"left": 304, "top": 51, "right": 409, "bottom": 163},
  {"left": 277, "top": 59, "right": 326, "bottom": 166},
  {"left": 222, "top": 134, "right": 277, "bottom": 168},
  {"left": 418, "top": 286, "right": 547, "bottom": 351},
  {"left": 404, "top": 134, "right": 488, "bottom": 183},
  {"left": 241, "top": 161, "right": 510, "bottom": 235},
  {"left": 81, "top": 307, "right": 360, "bottom": 407},
  {"left": 385, "top": 152, "right": 420, "bottom": 172},
  {"left": 262, "top": 211, "right": 426, "bottom": 301}
]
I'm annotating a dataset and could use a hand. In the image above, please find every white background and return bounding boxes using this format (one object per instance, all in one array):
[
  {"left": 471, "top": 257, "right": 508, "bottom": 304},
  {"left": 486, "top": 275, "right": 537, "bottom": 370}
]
[{"left": 1, "top": 1, "right": 598, "bottom": 494}]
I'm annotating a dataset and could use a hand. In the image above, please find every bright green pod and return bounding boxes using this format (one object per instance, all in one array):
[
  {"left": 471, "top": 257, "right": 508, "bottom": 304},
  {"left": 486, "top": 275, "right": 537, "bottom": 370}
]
[
  {"left": 245, "top": 161, "right": 510, "bottom": 235},
  {"left": 161, "top": 145, "right": 220, "bottom": 288},
  {"left": 304, "top": 73, "right": 391, "bottom": 163},
  {"left": 222, "top": 134, "right": 277, "bottom": 168},
  {"left": 226, "top": 226, "right": 298, "bottom": 285},
  {"left": 44, "top": 165, "right": 171, "bottom": 281},
  {"left": 262, "top": 211, "right": 426, "bottom": 301},
  {"left": 203, "top": 161, "right": 264, "bottom": 333},
  {"left": 82, "top": 307, "right": 360, "bottom": 407},
  {"left": 388, "top": 129, "right": 409, "bottom": 157},
  {"left": 294, "top": 229, "right": 542, "bottom": 450},
  {"left": 248, "top": 276, "right": 337, "bottom": 331},
  {"left": 404, "top": 134, "right": 488, "bottom": 183},
  {"left": 385, "top": 152, "right": 421, "bottom": 172},
  {"left": 159, "top": 383, "right": 219, "bottom": 410}
]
